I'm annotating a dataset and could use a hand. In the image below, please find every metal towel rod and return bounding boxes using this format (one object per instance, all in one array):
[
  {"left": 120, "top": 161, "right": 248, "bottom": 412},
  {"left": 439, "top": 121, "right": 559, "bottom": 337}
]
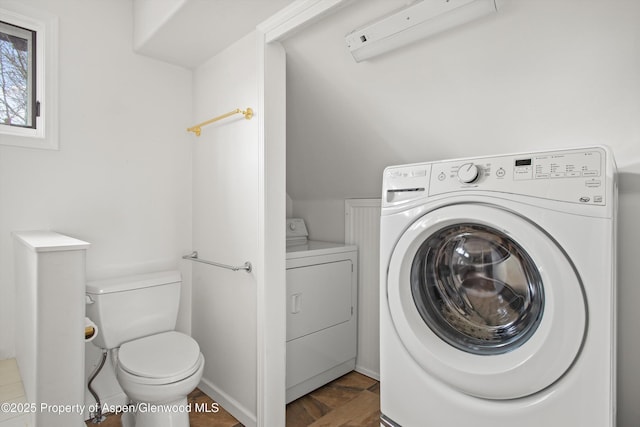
[
  {"left": 182, "top": 251, "right": 252, "bottom": 273},
  {"left": 186, "top": 107, "right": 253, "bottom": 137}
]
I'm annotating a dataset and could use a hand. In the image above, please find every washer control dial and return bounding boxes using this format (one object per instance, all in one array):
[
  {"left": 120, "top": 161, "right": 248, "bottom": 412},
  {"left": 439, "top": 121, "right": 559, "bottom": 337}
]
[{"left": 457, "top": 163, "right": 480, "bottom": 184}]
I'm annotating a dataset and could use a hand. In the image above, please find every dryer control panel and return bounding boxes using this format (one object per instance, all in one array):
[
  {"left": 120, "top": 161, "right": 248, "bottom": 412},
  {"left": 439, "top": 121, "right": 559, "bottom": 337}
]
[
  {"left": 383, "top": 147, "right": 614, "bottom": 207},
  {"left": 286, "top": 218, "right": 309, "bottom": 247}
]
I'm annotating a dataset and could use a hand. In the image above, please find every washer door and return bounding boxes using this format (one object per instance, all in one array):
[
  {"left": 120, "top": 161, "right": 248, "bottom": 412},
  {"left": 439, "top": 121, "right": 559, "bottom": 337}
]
[{"left": 387, "top": 204, "right": 586, "bottom": 399}]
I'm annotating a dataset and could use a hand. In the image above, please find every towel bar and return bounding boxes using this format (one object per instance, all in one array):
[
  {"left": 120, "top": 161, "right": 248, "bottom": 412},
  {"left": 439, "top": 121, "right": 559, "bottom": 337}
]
[{"left": 182, "top": 251, "right": 252, "bottom": 273}]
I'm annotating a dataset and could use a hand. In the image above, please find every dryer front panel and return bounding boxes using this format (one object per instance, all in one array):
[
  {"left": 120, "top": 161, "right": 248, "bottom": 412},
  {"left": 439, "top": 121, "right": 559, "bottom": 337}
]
[
  {"left": 387, "top": 203, "right": 586, "bottom": 399},
  {"left": 286, "top": 260, "right": 353, "bottom": 341}
]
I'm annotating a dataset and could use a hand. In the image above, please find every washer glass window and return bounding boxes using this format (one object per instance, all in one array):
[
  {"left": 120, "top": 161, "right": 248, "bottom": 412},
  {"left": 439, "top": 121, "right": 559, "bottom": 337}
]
[{"left": 411, "top": 223, "right": 544, "bottom": 355}]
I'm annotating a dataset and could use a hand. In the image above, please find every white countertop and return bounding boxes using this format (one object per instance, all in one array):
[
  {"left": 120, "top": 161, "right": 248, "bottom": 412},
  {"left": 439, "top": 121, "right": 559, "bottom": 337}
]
[{"left": 12, "top": 230, "right": 91, "bottom": 252}]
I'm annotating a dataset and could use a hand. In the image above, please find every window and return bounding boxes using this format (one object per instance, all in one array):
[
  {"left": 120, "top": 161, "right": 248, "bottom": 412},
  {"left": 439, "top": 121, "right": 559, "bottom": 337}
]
[
  {"left": 0, "top": 6, "right": 57, "bottom": 149},
  {"left": 0, "top": 20, "right": 36, "bottom": 128}
]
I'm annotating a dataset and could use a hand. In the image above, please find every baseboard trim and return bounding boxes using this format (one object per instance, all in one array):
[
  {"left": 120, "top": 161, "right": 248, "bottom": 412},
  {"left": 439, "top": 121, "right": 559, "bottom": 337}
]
[
  {"left": 355, "top": 365, "right": 380, "bottom": 381},
  {"left": 197, "top": 377, "right": 256, "bottom": 427}
]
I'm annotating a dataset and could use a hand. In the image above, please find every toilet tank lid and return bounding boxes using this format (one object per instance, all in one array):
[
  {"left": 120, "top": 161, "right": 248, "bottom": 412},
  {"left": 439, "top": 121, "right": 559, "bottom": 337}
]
[{"left": 86, "top": 270, "right": 181, "bottom": 295}]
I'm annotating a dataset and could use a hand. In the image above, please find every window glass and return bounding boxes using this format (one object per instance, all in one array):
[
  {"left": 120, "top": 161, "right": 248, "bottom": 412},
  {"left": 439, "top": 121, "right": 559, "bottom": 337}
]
[
  {"left": 411, "top": 223, "right": 544, "bottom": 355},
  {"left": 0, "top": 20, "right": 35, "bottom": 128}
]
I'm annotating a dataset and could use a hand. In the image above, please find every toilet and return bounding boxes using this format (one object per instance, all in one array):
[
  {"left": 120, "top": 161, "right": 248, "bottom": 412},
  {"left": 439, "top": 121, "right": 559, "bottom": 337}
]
[{"left": 86, "top": 270, "right": 204, "bottom": 427}]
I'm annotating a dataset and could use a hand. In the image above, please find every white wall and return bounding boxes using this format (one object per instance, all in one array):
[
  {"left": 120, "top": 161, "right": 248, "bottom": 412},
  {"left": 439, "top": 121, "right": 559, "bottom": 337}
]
[
  {"left": 0, "top": 0, "right": 192, "bottom": 362},
  {"left": 190, "top": 32, "right": 260, "bottom": 427},
  {"left": 189, "top": 29, "right": 287, "bottom": 427},
  {"left": 283, "top": 0, "right": 640, "bottom": 425}
]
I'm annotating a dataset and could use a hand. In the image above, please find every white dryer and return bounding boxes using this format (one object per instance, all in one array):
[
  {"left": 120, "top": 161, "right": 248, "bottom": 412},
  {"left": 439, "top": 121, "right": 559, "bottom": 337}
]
[
  {"left": 380, "top": 147, "right": 617, "bottom": 426},
  {"left": 285, "top": 218, "right": 358, "bottom": 403}
]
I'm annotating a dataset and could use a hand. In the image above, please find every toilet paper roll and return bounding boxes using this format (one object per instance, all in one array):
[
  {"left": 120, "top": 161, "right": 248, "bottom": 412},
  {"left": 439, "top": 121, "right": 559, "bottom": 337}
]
[{"left": 85, "top": 317, "right": 98, "bottom": 342}]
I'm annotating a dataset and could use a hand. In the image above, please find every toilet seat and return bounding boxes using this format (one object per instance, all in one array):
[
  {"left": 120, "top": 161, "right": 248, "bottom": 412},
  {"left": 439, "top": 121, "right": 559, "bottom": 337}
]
[{"left": 118, "top": 331, "right": 202, "bottom": 384}]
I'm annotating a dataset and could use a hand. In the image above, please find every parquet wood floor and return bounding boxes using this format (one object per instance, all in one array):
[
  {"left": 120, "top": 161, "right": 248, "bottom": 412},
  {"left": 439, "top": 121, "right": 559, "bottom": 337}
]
[
  {"left": 85, "top": 371, "right": 379, "bottom": 427},
  {"left": 286, "top": 371, "right": 380, "bottom": 427}
]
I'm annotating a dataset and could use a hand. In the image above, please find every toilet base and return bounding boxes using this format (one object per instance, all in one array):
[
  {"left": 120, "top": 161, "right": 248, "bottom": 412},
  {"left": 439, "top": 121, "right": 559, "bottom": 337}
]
[{"left": 120, "top": 397, "right": 190, "bottom": 427}]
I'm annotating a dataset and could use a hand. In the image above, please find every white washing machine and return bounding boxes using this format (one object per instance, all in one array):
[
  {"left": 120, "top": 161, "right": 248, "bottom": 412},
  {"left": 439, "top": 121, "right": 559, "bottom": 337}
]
[
  {"left": 285, "top": 218, "right": 358, "bottom": 403},
  {"left": 379, "top": 147, "right": 617, "bottom": 426}
]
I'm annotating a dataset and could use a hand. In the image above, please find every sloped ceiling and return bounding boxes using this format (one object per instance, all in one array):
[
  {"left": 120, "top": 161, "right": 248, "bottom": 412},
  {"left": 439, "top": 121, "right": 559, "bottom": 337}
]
[
  {"left": 282, "top": 0, "right": 640, "bottom": 202},
  {"left": 133, "top": 0, "right": 295, "bottom": 69},
  {"left": 284, "top": 0, "right": 502, "bottom": 201}
]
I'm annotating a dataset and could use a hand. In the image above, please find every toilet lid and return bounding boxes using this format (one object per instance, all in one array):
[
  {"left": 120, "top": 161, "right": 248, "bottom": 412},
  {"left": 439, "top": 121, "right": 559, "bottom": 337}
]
[{"left": 119, "top": 331, "right": 201, "bottom": 380}]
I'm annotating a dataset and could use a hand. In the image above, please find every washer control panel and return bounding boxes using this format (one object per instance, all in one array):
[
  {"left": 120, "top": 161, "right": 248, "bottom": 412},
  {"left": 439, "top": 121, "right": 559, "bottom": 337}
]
[
  {"left": 429, "top": 148, "right": 607, "bottom": 205},
  {"left": 383, "top": 147, "right": 612, "bottom": 207}
]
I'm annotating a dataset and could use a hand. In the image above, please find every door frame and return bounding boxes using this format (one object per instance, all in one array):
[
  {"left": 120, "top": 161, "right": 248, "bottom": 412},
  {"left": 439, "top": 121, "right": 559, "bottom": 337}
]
[{"left": 255, "top": 2, "right": 352, "bottom": 426}]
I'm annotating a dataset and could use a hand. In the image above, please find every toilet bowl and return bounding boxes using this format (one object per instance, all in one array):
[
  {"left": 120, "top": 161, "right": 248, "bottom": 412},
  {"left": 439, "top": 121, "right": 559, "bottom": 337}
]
[
  {"left": 116, "top": 332, "right": 205, "bottom": 427},
  {"left": 86, "top": 271, "right": 205, "bottom": 427}
]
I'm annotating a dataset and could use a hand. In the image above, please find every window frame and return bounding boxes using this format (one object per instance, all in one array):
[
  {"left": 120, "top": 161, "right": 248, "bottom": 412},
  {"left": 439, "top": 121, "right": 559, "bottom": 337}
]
[{"left": 0, "top": 6, "right": 58, "bottom": 150}]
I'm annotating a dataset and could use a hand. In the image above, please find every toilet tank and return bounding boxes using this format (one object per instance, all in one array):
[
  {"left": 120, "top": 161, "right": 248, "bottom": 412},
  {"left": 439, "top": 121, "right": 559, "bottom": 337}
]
[{"left": 86, "top": 270, "right": 181, "bottom": 349}]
